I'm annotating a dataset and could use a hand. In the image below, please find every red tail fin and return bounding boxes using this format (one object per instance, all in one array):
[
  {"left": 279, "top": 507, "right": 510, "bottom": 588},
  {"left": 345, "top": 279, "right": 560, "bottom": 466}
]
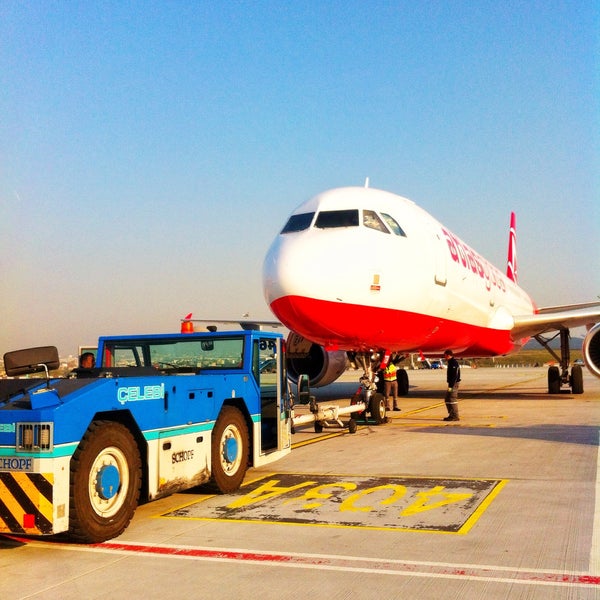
[{"left": 506, "top": 212, "right": 517, "bottom": 283}]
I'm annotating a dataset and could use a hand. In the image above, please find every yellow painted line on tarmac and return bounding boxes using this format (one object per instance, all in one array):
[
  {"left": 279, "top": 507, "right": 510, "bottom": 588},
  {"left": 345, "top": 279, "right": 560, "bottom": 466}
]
[
  {"left": 161, "top": 472, "right": 507, "bottom": 535},
  {"left": 467, "top": 374, "right": 545, "bottom": 393},
  {"left": 496, "top": 373, "right": 546, "bottom": 386},
  {"left": 292, "top": 431, "right": 345, "bottom": 449},
  {"left": 400, "top": 402, "right": 446, "bottom": 416},
  {"left": 459, "top": 478, "right": 509, "bottom": 535},
  {"left": 386, "top": 420, "right": 497, "bottom": 428}
]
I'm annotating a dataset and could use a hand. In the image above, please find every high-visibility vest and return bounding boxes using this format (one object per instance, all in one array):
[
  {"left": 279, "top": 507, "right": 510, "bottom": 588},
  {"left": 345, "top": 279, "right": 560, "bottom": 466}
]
[{"left": 383, "top": 364, "right": 397, "bottom": 381}]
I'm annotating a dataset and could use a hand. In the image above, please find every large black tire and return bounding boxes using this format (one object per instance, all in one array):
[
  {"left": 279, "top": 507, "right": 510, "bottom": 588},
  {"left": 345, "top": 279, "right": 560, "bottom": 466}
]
[
  {"left": 397, "top": 369, "right": 409, "bottom": 396},
  {"left": 375, "top": 370, "right": 384, "bottom": 394},
  {"left": 69, "top": 420, "right": 141, "bottom": 543},
  {"left": 548, "top": 366, "right": 561, "bottom": 394},
  {"left": 369, "top": 393, "right": 386, "bottom": 424},
  {"left": 570, "top": 365, "right": 584, "bottom": 394},
  {"left": 211, "top": 406, "right": 249, "bottom": 493}
]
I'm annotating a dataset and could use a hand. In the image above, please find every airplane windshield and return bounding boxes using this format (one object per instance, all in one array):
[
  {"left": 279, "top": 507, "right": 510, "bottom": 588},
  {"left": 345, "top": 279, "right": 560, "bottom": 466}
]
[
  {"left": 315, "top": 210, "right": 359, "bottom": 228},
  {"left": 381, "top": 213, "right": 406, "bottom": 236},
  {"left": 282, "top": 208, "right": 405, "bottom": 236},
  {"left": 363, "top": 210, "right": 389, "bottom": 233},
  {"left": 281, "top": 212, "right": 314, "bottom": 233}
]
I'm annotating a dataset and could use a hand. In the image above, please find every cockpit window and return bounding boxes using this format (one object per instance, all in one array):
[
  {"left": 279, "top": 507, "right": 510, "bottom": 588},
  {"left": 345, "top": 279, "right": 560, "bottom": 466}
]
[
  {"left": 281, "top": 212, "right": 315, "bottom": 233},
  {"left": 363, "top": 210, "right": 389, "bottom": 233},
  {"left": 315, "top": 209, "right": 359, "bottom": 228},
  {"left": 381, "top": 213, "right": 406, "bottom": 236}
]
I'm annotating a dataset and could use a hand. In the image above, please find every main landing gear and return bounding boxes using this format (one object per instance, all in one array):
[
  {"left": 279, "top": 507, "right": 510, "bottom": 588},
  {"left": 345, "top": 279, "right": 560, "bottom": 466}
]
[{"left": 535, "top": 328, "right": 584, "bottom": 394}]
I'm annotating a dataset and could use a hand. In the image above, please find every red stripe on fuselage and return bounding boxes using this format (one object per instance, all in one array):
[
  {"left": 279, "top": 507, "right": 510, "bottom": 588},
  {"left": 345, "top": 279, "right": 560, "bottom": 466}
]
[{"left": 270, "top": 295, "right": 516, "bottom": 356}]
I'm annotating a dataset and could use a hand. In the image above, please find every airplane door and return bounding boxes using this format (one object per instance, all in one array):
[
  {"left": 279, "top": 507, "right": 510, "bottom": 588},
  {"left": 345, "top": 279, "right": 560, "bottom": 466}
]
[{"left": 433, "top": 232, "right": 447, "bottom": 286}]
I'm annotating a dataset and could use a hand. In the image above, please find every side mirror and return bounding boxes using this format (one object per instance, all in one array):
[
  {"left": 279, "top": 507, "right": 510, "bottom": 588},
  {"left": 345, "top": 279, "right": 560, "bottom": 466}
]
[{"left": 4, "top": 346, "right": 60, "bottom": 377}]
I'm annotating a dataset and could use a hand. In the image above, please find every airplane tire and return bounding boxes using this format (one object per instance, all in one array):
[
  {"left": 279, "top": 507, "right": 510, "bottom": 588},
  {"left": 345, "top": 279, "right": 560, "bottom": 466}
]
[
  {"left": 369, "top": 393, "right": 386, "bottom": 424},
  {"left": 570, "top": 365, "right": 584, "bottom": 394},
  {"left": 69, "top": 420, "right": 141, "bottom": 543},
  {"left": 548, "top": 366, "right": 561, "bottom": 394},
  {"left": 211, "top": 406, "right": 249, "bottom": 493},
  {"left": 397, "top": 369, "right": 409, "bottom": 396},
  {"left": 375, "top": 371, "right": 384, "bottom": 394},
  {"left": 348, "top": 418, "right": 357, "bottom": 434}
]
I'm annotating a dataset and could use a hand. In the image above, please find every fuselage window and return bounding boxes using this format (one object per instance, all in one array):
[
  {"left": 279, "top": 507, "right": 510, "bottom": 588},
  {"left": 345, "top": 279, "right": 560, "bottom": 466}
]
[
  {"left": 381, "top": 213, "right": 406, "bottom": 236},
  {"left": 314, "top": 209, "right": 359, "bottom": 228},
  {"left": 363, "top": 210, "right": 389, "bottom": 233},
  {"left": 281, "top": 212, "right": 315, "bottom": 233}
]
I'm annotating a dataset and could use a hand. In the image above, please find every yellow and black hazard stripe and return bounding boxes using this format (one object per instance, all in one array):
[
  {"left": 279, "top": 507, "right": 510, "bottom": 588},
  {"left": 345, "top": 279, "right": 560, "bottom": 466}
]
[{"left": 0, "top": 472, "right": 54, "bottom": 535}]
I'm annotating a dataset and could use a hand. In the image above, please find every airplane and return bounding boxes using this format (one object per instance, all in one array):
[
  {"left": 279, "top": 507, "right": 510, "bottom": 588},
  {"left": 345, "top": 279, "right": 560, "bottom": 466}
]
[{"left": 261, "top": 185, "right": 600, "bottom": 399}]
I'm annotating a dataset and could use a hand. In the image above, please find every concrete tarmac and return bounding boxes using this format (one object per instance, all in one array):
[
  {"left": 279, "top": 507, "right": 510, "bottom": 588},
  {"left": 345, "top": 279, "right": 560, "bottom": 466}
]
[{"left": 1, "top": 367, "right": 598, "bottom": 599}]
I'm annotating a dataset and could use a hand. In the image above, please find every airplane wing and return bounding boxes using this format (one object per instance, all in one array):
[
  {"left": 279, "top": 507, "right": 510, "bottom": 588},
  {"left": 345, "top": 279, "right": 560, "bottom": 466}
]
[{"left": 511, "top": 301, "right": 600, "bottom": 340}]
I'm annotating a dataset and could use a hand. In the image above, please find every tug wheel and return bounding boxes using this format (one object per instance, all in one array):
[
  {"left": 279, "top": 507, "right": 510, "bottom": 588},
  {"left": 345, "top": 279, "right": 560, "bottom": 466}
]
[
  {"left": 211, "top": 406, "right": 249, "bottom": 493},
  {"left": 69, "top": 420, "right": 141, "bottom": 543}
]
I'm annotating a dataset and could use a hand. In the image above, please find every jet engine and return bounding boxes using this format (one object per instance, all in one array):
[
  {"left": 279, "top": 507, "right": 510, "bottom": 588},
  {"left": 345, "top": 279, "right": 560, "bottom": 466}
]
[
  {"left": 285, "top": 332, "right": 348, "bottom": 387},
  {"left": 582, "top": 322, "right": 600, "bottom": 379}
]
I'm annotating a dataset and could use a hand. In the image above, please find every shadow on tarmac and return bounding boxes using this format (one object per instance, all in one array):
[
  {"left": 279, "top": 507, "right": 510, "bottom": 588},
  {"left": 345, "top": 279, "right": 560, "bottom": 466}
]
[{"left": 410, "top": 423, "right": 599, "bottom": 445}]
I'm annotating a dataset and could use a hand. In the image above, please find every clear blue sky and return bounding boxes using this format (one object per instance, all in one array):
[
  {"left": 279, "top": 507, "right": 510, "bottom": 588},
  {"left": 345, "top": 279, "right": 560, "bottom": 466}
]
[{"left": 1, "top": 1, "right": 598, "bottom": 356}]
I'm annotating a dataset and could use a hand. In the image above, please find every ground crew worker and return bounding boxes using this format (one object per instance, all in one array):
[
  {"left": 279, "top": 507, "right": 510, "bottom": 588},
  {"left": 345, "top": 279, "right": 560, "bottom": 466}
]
[
  {"left": 443, "top": 349, "right": 460, "bottom": 421},
  {"left": 383, "top": 362, "right": 400, "bottom": 411}
]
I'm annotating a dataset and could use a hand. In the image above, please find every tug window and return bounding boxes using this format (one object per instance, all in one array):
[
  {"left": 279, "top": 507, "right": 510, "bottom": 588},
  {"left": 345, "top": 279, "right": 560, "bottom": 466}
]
[
  {"left": 381, "top": 213, "right": 406, "bottom": 236},
  {"left": 281, "top": 212, "right": 314, "bottom": 233},
  {"left": 363, "top": 210, "right": 389, "bottom": 233},
  {"left": 147, "top": 338, "right": 245, "bottom": 370},
  {"left": 315, "top": 209, "right": 359, "bottom": 228}
]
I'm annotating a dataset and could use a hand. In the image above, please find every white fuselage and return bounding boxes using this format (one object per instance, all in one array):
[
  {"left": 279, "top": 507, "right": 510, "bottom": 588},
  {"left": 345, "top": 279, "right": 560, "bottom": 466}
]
[{"left": 263, "top": 187, "right": 536, "bottom": 357}]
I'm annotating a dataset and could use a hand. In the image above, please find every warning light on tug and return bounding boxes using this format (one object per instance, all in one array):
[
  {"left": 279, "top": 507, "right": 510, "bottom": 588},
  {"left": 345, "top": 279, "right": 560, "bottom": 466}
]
[{"left": 181, "top": 313, "right": 194, "bottom": 333}]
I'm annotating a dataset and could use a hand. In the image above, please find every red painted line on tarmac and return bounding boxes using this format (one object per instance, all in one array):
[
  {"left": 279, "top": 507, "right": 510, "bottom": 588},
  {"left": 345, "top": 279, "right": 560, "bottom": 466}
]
[
  {"left": 97, "top": 541, "right": 304, "bottom": 564},
  {"left": 4, "top": 535, "right": 599, "bottom": 588},
  {"left": 94, "top": 541, "right": 599, "bottom": 588}
]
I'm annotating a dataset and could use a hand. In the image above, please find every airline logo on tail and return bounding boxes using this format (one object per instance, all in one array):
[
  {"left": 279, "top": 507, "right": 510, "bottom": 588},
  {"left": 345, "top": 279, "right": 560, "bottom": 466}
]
[{"left": 506, "top": 212, "right": 517, "bottom": 283}]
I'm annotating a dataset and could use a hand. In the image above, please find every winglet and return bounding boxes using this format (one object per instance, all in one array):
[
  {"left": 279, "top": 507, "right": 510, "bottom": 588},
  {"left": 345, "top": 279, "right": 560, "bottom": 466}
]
[{"left": 506, "top": 212, "right": 517, "bottom": 283}]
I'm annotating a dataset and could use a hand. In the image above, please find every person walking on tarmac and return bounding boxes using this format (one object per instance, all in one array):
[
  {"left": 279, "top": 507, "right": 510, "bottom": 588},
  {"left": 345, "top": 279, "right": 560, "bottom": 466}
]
[
  {"left": 443, "top": 349, "right": 460, "bottom": 421},
  {"left": 383, "top": 362, "right": 400, "bottom": 411}
]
